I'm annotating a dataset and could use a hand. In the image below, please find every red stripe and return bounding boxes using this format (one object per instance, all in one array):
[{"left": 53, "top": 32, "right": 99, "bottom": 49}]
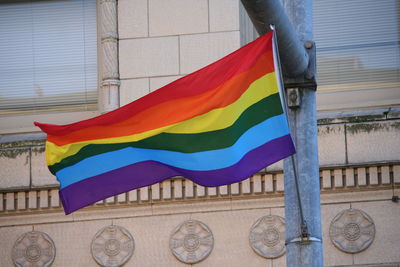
[{"left": 35, "top": 31, "right": 273, "bottom": 136}]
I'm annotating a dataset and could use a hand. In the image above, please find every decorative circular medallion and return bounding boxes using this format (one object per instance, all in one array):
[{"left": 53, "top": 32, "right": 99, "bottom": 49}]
[
  {"left": 12, "top": 231, "right": 56, "bottom": 267},
  {"left": 91, "top": 225, "right": 135, "bottom": 267},
  {"left": 249, "top": 215, "right": 286, "bottom": 259},
  {"left": 169, "top": 219, "right": 214, "bottom": 264},
  {"left": 329, "top": 208, "right": 375, "bottom": 253}
]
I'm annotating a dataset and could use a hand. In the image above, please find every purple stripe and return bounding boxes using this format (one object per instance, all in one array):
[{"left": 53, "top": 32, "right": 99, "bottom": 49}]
[{"left": 60, "top": 134, "right": 295, "bottom": 214}]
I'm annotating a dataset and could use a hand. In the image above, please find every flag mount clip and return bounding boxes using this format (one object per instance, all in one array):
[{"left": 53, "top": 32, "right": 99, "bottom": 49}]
[{"left": 286, "top": 236, "right": 322, "bottom": 245}]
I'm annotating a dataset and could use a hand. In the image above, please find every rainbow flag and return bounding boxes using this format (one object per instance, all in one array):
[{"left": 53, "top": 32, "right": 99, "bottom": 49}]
[{"left": 35, "top": 31, "right": 295, "bottom": 214}]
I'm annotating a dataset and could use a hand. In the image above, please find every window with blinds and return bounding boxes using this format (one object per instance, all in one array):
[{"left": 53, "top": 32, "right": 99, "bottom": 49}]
[
  {"left": 314, "top": 0, "right": 400, "bottom": 111},
  {"left": 0, "top": 0, "right": 98, "bottom": 115}
]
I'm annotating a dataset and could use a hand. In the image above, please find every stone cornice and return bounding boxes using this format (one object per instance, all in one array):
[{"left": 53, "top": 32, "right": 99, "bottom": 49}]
[{"left": 0, "top": 163, "right": 398, "bottom": 217}]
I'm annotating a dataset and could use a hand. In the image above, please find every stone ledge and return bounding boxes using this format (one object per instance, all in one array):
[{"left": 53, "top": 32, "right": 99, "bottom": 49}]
[
  {"left": 0, "top": 163, "right": 398, "bottom": 216},
  {"left": 330, "top": 263, "right": 400, "bottom": 267},
  {"left": 317, "top": 107, "right": 400, "bottom": 125},
  {"left": 0, "top": 189, "right": 397, "bottom": 228}
]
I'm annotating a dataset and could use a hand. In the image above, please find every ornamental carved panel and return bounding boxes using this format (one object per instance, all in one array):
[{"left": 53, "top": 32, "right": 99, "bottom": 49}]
[
  {"left": 91, "top": 225, "right": 135, "bottom": 267},
  {"left": 249, "top": 215, "right": 286, "bottom": 259},
  {"left": 329, "top": 208, "right": 375, "bottom": 253},
  {"left": 12, "top": 231, "right": 56, "bottom": 267},
  {"left": 169, "top": 219, "right": 214, "bottom": 264}
]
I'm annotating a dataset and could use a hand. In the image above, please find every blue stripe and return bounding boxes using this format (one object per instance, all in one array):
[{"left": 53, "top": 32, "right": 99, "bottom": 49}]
[{"left": 57, "top": 114, "right": 290, "bottom": 188}]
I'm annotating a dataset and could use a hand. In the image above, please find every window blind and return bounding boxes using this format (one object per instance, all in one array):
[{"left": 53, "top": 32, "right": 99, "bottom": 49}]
[
  {"left": 0, "top": 0, "right": 98, "bottom": 115},
  {"left": 314, "top": 0, "right": 400, "bottom": 110}
]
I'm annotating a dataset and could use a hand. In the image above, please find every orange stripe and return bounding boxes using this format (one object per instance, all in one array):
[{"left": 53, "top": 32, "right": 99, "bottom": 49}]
[{"left": 48, "top": 51, "right": 274, "bottom": 146}]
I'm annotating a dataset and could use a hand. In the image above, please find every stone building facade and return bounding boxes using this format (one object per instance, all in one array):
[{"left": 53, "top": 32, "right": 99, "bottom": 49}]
[{"left": 0, "top": 0, "right": 399, "bottom": 266}]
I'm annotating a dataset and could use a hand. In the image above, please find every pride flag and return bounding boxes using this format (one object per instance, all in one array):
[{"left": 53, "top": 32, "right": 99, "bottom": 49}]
[{"left": 35, "top": 31, "right": 295, "bottom": 214}]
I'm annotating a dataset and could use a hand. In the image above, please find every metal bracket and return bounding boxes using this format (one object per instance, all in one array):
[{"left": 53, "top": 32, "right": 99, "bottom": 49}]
[
  {"left": 286, "top": 236, "right": 322, "bottom": 245},
  {"left": 287, "top": 88, "right": 300, "bottom": 108},
  {"left": 283, "top": 40, "right": 317, "bottom": 90}
]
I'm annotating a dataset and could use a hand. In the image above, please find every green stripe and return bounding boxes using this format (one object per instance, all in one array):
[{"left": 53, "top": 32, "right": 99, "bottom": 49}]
[{"left": 49, "top": 93, "right": 283, "bottom": 174}]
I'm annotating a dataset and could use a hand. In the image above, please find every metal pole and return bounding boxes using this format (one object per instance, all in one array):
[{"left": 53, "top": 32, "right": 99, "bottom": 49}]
[
  {"left": 240, "top": 0, "right": 309, "bottom": 77},
  {"left": 281, "top": 0, "right": 324, "bottom": 266},
  {"left": 283, "top": 89, "right": 323, "bottom": 267},
  {"left": 240, "top": 0, "right": 323, "bottom": 266}
]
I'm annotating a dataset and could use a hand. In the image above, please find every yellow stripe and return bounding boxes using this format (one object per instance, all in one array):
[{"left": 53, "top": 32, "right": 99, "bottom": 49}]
[
  {"left": 46, "top": 72, "right": 278, "bottom": 166},
  {"left": 165, "top": 73, "right": 278, "bottom": 133}
]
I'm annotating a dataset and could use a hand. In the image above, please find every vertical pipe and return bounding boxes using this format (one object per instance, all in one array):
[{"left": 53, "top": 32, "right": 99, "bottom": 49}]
[{"left": 282, "top": 0, "right": 324, "bottom": 266}]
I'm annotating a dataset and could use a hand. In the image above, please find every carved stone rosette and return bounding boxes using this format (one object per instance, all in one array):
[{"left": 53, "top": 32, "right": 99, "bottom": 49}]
[
  {"left": 91, "top": 225, "right": 134, "bottom": 267},
  {"left": 249, "top": 215, "right": 286, "bottom": 259},
  {"left": 329, "top": 208, "right": 375, "bottom": 253},
  {"left": 170, "top": 219, "right": 214, "bottom": 264},
  {"left": 12, "top": 231, "right": 56, "bottom": 267}
]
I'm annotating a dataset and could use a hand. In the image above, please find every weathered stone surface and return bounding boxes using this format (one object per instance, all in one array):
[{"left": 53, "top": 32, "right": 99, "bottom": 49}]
[
  {"left": 369, "top": 167, "right": 379, "bottom": 185},
  {"left": 329, "top": 208, "right": 375, "bottom": 254},
  {"left": 170, "top": 219, "right": 214, "bottom": 264},
  {"left": 91, "top": 225, "right": 135, "bottom": 267},
  {"left": 0, "top": 226, "right": 33, "bottom": 267},
  {"left": 39, "top": 190, "right": 49, "bottom": 209},
  {"left": 253, "top": 175, "right": 262, "bottom": 193},
  {"left": 149, "top": 0, "right": 208, "bottom": 36},
  {"left": 6, "top": 192, "right": 15, "bottom": 211},
  {"left": 345, "top": 168, "right": 355, "bottom": 187},
  {"left": 31, "top": 148, "right": 58, "bottom": 188},
  {"left": 119, "top": 37, "right": 179, "bottom": 78},
  {"left": 317, "top": 108, "right": 388, "bottom": 125},
  {"left": 180, "top": 31, "right": 240, "bottom": 74},
  {"left": 12, "top": 231, "right": 56, "bottom": 267},
  {"left": 34, "top": 220, "right": 112, "bottom": 266},
  {"left": 264, "top": 174, "right": 274, "bottom": 192},
  {"left": 118, "top": 0, "right": 148, "bottom": 39},
  {"left": 321, "top": 203, "right": 353, "bottom": 266},
  {"left": 249, "top": 215, "right": 286, "bottom": 259},
  {"left": 346, "top": 120, "right": 400, "bottom": 164},
  {"left": 149, "top": 75, "right": 182, "bottom": 92},
  {"left": 115, "top": 215, "right": 189, "bottom": 267},
  {"left": 119, "top": 78, "right": 150, "bottom": 106},
  {"left": 174, "top": 179, "right": 183, "bottom": 199},
  {"left": 322, "top": 170, "right": 332, "bottom": 189},
  {"left": 276, "top": 174, "right": 284, "bottom": 192},
  {"left": 352, "top": 201, "right": 400, "bottom": 265},
  {"left": 209, "top": 0, "right": 239, "bottom": 32},
  {"left": 334, "top": 169, "right": 344, "bottom": 188},
  {"left": 242, "top": 178, "right": 251, "bottom": 194},
  {"left": 194, "top": 208, "right": 284, "bottom": 267},
  {"left": 265, "top": 160, "right": 283, "bottom": 172},
  {"left": 358, "top": 167, "right": 367, "bottom": 186},
  {"left": 0, "top": 148, "right": 30, "bottom": 189},
  {"left": 184, "top": 180, "right": 194, "bottom": 198},
  {"left": 140, "top": 186, "right": 149, "bottom": 201},
  {"left": 0, "top": 193, "right": 3, "bottom": 211},
  {"left": 318, "top": 124, "right": 346, "bottom": 166},
  {"left": 394, "top": 165, "right": 400, "bottom": 184},
  {"left": 387, "top": 107, "right": 400, "bottom": 119},
  {"left": 162, "top": 180, "right": 172, "bottom": 200}
]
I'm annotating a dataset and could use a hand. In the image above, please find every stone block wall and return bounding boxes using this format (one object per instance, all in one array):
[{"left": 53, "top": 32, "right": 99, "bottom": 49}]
[{"left": 118, "top": 0, "right": 240, "bottom": 106}]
